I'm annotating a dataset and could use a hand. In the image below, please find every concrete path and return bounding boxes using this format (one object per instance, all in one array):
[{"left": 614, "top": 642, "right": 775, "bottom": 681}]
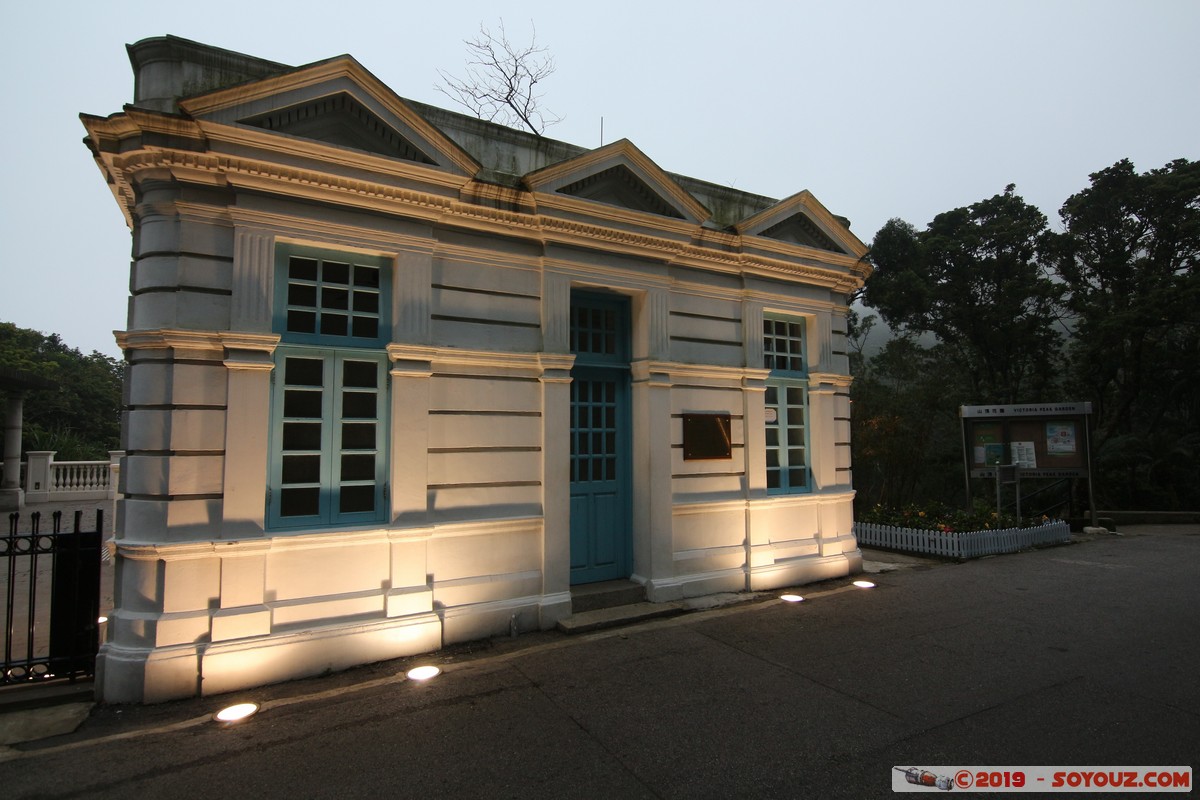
[{"left": 0, "top": 524, "right": 1196, "bottom": 798}]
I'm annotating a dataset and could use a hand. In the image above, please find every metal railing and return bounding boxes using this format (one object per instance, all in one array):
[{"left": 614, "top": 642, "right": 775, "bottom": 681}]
[{"left": 3, "top": 510, "right": 104, "bottom": 685}]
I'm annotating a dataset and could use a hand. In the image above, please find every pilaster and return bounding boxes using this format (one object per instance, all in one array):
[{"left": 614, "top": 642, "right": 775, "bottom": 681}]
[
  {"left": 221, "top": 333, "right": 279, "bottom": 538},
  {"left": 388, "top": 350, "right": 434, "bottom": 525},
  {"left": 631, "top": 360, "right": 675, "bottom": 599},
  {"left": 539, "top": 353, "right": 575, "bottom": 604}
]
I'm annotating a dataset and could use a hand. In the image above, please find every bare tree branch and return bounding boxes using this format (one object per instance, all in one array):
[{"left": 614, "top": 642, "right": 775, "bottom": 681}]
[{"left": 436, "top": 20, "right": 562, "bottom": 135}]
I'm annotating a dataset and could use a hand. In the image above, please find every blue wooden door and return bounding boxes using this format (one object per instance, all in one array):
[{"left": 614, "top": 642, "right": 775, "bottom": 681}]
[{"left": 569, "top": 293, "right": 631, "bottom": 584}]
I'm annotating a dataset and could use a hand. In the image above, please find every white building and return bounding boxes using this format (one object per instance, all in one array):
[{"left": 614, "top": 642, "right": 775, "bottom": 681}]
[{"left": 82, "top": 36, "right": 871, "bottom": 703}]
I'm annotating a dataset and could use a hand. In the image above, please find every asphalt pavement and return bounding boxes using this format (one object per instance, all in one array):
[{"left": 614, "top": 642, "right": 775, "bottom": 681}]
[{"left": 0, "top": 525, "right": 1196, "bottom": 798}]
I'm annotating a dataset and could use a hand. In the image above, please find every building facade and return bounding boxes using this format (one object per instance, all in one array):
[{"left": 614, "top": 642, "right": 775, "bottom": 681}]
[{"left": 82, "top": 36, "right": 871, "bottom": 703}]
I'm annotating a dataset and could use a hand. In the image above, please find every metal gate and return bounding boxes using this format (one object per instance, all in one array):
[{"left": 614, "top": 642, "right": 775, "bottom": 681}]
[{"left": 2, "top": 510, "right": 103, "bottom": 685}]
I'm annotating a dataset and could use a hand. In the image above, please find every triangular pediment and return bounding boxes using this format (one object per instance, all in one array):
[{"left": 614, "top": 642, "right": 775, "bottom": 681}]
[
  {"left": 177, "top": 56, "right": 479, "bottom": 176},
  {"left": 559, "top": 164, "right": 683, "bottom": 218},
  {"left": 737, "top": 191, "right": 867, "bottom": 258},
  {"left": 240, "top": 92, "right": 436, "bottom": 164},
  {"left": 524, "top": 139, "right": 709, "bottom": 224}
]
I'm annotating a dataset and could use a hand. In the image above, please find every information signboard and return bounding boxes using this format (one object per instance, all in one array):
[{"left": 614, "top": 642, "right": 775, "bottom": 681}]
[{"left": 960, "top": 403, "right": 1092, "bottom": 479}]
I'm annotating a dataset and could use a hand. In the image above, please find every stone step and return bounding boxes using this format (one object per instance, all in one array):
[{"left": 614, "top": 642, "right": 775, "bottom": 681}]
[
  {"left": 557, "top": 601, "right": 687, "bottom": 635},
  {"left": 569, "top": 579, "right": 645, "bottom": 613}
]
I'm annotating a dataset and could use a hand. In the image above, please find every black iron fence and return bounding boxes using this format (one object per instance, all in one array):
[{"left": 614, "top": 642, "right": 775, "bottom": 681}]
[{"left": 3, "top": 510, "right": 103, "bottom": 685}]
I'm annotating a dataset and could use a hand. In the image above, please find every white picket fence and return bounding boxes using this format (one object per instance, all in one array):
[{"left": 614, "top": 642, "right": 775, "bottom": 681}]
[{"left": 853, "top": 520, "right": 1072, "bottom": 559}]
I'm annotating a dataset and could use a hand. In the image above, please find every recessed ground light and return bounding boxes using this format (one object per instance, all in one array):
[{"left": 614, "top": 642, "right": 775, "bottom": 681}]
[
  {"left": 852, "top": 580, "right": 876, "bottom": 589},
  {"left": 780, "top": 594, "right": 804, "bottom": 603},
  {"left": 213, "top": 702, "right": 260, "bottom": 723},
  {"left": 97, "top": 616, "right": 108, "bottom": 624},
  {"left": 406, "top": 665, "right": 441, "bottom": 681}
]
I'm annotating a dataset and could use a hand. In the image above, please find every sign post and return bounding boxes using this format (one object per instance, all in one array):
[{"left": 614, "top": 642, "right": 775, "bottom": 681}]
[{"left": 961, "top": 402, "right": 1095, "bottom": 526}]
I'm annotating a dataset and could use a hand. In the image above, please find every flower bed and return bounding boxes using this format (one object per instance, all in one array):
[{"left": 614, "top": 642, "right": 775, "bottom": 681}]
[
  {"left": 854, "top": 503, "right": 1071, "bottom": 559},
  {"left": 854, "top": 520, "right": 1071, "bottom": 559}
]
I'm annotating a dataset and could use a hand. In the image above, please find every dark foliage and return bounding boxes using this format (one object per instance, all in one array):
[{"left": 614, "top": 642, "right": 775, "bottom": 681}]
[{"left": 0, "top": 322, "right": 123, "bottom": 460}]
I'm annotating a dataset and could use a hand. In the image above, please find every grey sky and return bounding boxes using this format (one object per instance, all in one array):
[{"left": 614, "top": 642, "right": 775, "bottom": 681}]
[{"left": 2, "top": 0, "right": 1196, "bottom": 358}]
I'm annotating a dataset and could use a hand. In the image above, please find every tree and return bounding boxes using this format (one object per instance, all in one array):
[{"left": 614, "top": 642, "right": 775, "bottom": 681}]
[
  {"left": 436, "top": 20, "right": 561, "bottom": 135},
  {"left": 1045, "top": 158, "right": 1200, "bottom": 508},
  {"left": 0, "top": 322, "right": 123, "bottom": 460},
  {"left": 865, "top": 187, "right": 1063, "bottom": 404},
  {"left": 851, "top": 337, "right": 967, "bottom": 510}
]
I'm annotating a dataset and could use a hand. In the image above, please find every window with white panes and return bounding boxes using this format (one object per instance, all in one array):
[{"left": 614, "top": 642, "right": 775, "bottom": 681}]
[{"left": 763, "top": 316, "right": 810, "bottom": 493}]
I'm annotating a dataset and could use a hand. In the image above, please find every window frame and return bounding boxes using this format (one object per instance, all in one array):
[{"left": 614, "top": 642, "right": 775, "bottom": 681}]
[
  {"left": 267, "top": 244, "right": 392, "bottom": 531},
  {"left": 763, "top": 314, "right": 811, "bottom": 495},
  {"left": 273, "top": 244, "right": 391, "bottom": 348}
]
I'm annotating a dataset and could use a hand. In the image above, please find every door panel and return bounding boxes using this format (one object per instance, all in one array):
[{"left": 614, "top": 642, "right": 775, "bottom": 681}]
[{"left": 569, "top": 293, "right": 631, "bottom": 584}]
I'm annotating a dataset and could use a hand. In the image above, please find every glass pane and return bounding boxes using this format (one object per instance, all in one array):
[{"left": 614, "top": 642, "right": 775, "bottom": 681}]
[
  {"left": 287, "top": 309, "right": 316, "bottom": 333},
  {"left": 322, "top": 314, "right": 348, "bottom": 336},
  {"left": 606, "top": 407, "right": 615, "bottom": 427},
  {"left": 788, "top": 322, "right": 803, "bottom": 341},
  {"left": 351, "top": 316, "right": 378, "bottom": 339},
  {"left": 788, "top": 407, "right": 805, "bottom": 426},
  {"left": 787, "top": 428, "right": 805, "bottom": 446},
  {"left": 353, "top": 291, "right": 379, "bottom": 313},
  {"left": 765, "top": 386, "right": 778, "bottom": 404},
  {"left": 591, "top": 407, "right": 603, "bottom": 428},
  {"left": 322, "top": 287, "right": 349, "bottom": 310},
  {"left": 788, "top": 387, "right": 804, "bottom": 405},
  {"left": 289, "top": 257, "right": 318, "bottom": 281},
  {"left": 283, "top": 422, "right": 321, "bottom": 451},
  {"left": 789, "top": 467, "right": 806, "bottom": 486},
  {"left": 339, "top": 485, "right": 374, "bottom": 514},
  {"left": 605, "top": 432, "right": 615, "bottom": 454},
  {"left": 789, "top": 356, "right": 804, "bottom": 371},
  {"left": 763, "top": 319, "right": 772, "bottom": 336},
  {"left": 766, "top": 469, "right": 780, "bottom": 489},
  {"left": 288, "top": 283, "right": 317, "bottom": 307},
  {"left": 285, "top": 358, "right": 324, "bottom": 386},
  {"left": 342, "top": 391, "right": 376, "bottom": 419},
  {"left": 282, "top": 454, "right": 320, "bottom": 484},
  {"left": 323, "top": 261, "right": 349, "bottom": 284},
  {"left": 342, "top": 423, "right": 375, "bottom": 450},
  {"left": 765, "top": 428, "right": 779, "bottom": 447},
  {"left": 281, "top": 487, "right": 319, "bottom": 517},
  {"left": 354, "top": 265, "right": 380, "bottom": 288},
  {"left": 341, "top": 454, "right": 375, "bottom": 481},
  {"left": 284, "top": 389, "right": 322, "bottom": 419},
  {"left": 789, "top": 448, "right": 805, "bottom": 465},
  {"left": 766, "top": 449, "right": 779, "bottom": 468},
  {"left": 343, "top": 360, "right": 378, "bottom": 388}
]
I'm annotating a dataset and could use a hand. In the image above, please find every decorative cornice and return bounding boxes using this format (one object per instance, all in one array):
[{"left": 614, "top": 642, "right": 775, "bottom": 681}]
[
  {"left": 197, "top": 120, "right": 470, "bottom": 193},
  {"left": 116, "top": 329, "right": 281, "bottom": 355},
  {"left": 95, "top": 137, "right": 868, "bottom": 293},
  {"left": 808, "top": 371, "right": 854, "bottom": 389},
  {"left": 531, "top": 191, "right": 700, "bottom": 240}
]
